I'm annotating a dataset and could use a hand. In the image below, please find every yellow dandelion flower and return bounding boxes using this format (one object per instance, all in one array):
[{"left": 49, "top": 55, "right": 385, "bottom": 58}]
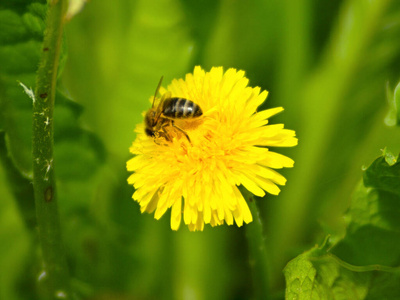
[{"left": 127, "top": 66, "right": 297, "bottom": 231}]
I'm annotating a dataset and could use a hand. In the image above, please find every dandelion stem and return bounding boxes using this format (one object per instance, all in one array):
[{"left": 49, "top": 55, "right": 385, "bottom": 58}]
[
  {"left": 33, "top": 0, "right": 70, "bottom": 298},
  {"left": 242, "top": 188, "right": 271, "bottom": 299}
]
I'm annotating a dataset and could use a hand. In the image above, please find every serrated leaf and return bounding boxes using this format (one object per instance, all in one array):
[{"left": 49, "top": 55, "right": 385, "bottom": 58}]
[
  {"left": 0, "top": 3, "right": 107, "bottom": 296},
  {"left": 284, "top": 253, "right": 317, "bottom": 299},
  {"left": 0, "top": 2, "right": 104, "bottom": 184},
  {"left": 0, "top": 2, "right": 47, "bottom": 177},
  {"left": 285, "top": 245, "right": 400, "bottom": 300},
  {"left": 284, "top": 242, "right": 370, "bottom": 300}
]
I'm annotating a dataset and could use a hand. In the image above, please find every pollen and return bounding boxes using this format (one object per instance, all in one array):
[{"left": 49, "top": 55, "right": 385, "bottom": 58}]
[{"left": 127, "top": 66, "right": 298, "bottom": 231}]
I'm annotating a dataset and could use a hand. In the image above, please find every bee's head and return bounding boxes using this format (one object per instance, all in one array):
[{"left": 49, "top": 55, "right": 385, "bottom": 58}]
[
  {"left": 144, "top": 108, "right": 158, "bottom": 138},
  {"left": 145, "top": 109, "right": 157, "bottom": 127},
  {"left": 145, "top": 127, "right": 155, "bottom": 137}
]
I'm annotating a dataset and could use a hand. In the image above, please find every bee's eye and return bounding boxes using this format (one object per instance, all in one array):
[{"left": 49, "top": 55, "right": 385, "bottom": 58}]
[{"left": 145, "top": 128, "right": 155, "bottom": 137}]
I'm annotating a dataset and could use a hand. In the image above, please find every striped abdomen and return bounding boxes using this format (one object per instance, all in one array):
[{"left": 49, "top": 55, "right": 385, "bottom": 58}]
[{"left": 162, "top": 97, "right": 203, "bottom": 119}]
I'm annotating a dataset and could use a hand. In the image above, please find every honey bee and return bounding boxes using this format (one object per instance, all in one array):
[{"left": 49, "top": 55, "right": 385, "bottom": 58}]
[{"left": 145, "top": 77, "right": 203, "bottom": 143}]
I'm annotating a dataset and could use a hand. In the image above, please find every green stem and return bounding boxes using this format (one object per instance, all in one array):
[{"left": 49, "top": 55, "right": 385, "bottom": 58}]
[
  {"left": 33, "top": 0, "right": 70, "bottom": 299},
  {"left": 242, "top": 187, "right": 270, "bottom": 299},
  {"left": 326, "top": 253, "right": 400, "bottom": 273}
]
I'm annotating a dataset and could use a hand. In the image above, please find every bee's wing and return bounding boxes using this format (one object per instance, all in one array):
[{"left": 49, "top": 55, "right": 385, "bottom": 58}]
[
  {"left": 154, "top": 91, "right": 172, "bottom": 121},
  {"left": 160, "top": 91, "right": 172, "bottom": 102},
  {"left": 152, "top": 76, "right": 164, "bottom": 108}
]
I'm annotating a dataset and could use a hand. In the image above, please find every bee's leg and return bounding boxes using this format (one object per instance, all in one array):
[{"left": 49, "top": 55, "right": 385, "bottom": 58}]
[
  {"left": 156, "top": 121, "right": 172, "bottom": 143},
  {"left": 153, "top": 136, "right": 164, "bottom": 146},
  {"left": 171, "top": 122, "right": 191, "bottom": 144}
]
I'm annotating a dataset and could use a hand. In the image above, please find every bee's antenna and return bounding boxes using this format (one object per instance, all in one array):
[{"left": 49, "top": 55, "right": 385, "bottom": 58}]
[{"left": 152, "top": 76, "right": 163, "bottom": 108}]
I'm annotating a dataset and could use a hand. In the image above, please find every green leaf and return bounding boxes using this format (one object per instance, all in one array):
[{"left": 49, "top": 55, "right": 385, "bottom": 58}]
[
  {"left": 0, "top": 2, "right": 105, "bottom": 182},
  {"left": 284, "top": 240, "right": 371, "bottom": 300},
  {"left": 363, "top": 152, "right": 400, "bottom": 196},
  {"left": 55, "top": 127, "right": 105, "bottom": 181},
  {"left": 0, "top": 2, "right": 47, "bottom": 177},
  {"left": 50, "top": 92, "right": 106, "bottom": 223},
  {"left": 367, "top": 273, "right": 400, "bottom": 299},
  {"left": 0, "top": 5, "right": 106, "bottom": 297},
  {"left": 0, "top": 9, "right": 28, "bottom": 44},
  {"left": 285, "top": 150, "right": 400, "bottom": 299},
  {"left": 285, "top": 241, "right": 400, "bottom": 299},
  {"left": 53, "top": 89, "right": 105, "bottom": 183},
  {"left": 333, "top": 152, "right": 400, "bottom": 266}
]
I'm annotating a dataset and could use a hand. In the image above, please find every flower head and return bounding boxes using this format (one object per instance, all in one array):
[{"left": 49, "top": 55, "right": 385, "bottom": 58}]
[{"left": 127, "top": 66, "right": 297, "bottom": 231}]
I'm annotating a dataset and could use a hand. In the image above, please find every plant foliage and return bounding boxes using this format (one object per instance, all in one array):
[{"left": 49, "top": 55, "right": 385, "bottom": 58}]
[{"left": 1, "top": 0, "right": 400, "bottom": 299}]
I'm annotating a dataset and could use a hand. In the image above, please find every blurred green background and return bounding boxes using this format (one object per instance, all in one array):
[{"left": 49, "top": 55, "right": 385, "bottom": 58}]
[{"left": 2, "top": 0, "right": 400, "bottom": 299}]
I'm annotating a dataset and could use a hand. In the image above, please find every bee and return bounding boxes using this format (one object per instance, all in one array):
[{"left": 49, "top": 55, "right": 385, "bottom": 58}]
[{"left": 145, "top": 77, "right": 203, "bottom": 143}]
